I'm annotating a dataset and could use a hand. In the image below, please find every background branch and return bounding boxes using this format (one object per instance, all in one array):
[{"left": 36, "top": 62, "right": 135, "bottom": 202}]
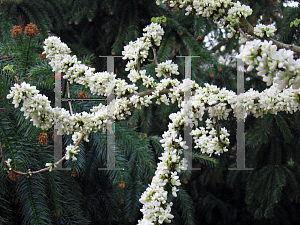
[{"left": 240, "top": 17, "right": 300, "bottom": 53}]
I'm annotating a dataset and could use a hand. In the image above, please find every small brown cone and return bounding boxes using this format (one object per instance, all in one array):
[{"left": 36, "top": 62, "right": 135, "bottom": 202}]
[
  {"left": 78, "top": 91, "right": 87, "bottom": 99},
  {"left": 8, "top": 170, "right": 21, "bottom": 181},
  {"left": 119, "top": 182, "right": 125, "bottom": 188},
  {"left": 10, "top": 25, "right": 22, "bottom": 38},
  {"left": 24, "top": 22, "right": 38, "bottom": 38},
  {"left": 38, "top": 132, "right": 48, "bottom": 145},
  {"left": 39, "top": 54, "right": 46, "bottom": 59},
  {"left": 53, "top": 211, "right": 60, "bottom": 217}
]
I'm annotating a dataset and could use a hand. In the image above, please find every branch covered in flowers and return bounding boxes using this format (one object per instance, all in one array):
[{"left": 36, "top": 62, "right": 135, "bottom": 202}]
[
  {"left": 2, "top": 0, "right": 300, "bottom": 224},
  {"left": 156, "top": 0, "right": 300, "bottom": 53}
]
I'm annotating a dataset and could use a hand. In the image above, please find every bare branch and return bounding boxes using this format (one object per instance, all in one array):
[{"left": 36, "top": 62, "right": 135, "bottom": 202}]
[
  {"left": 14, "top": 73, "right": 21, "bottom": 85},
  {"left": 0, "top": 134, "right": 84, "bottom": 176},
  {"left": 151, "top": 45, "right": 158, "bottom": 66},
  {"left": 214, "top": 117, "right": 226, "bottom": 147},
  {"left": 237, "top": 26, "right": 253, "bottom": 41}
]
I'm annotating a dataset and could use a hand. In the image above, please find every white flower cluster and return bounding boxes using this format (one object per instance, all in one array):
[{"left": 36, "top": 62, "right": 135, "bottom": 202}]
[
  {"left": 6, "top": 81, "right": 112, "bottom": 140},
  {"left": 191, "top": 118, "right": 230, "bottom": 156},
  {"left": 193, "top": 83, "right": 236, "bottom": 120},
  {"left": 127, "top": 70, "right": 156, "bottom": 88},
  {"left": 254, "top": 23, "right": 277, "bottom": 38},
  {"left": 52, "top": 106, "right": 110, "bottom": 137},
  {"left": 5, "top": 158, "right": 12, "bottom": 170},
  {"left": 225, "top": 2, "right": 252, "bottom": 38},
  {"left": 20, "top": 94, "right": 55, "bottom": 130},
  {"left": 159, "top": 0, "right": 232, "bottom": 17},
  {"left": 193, "top": 0, "right": 232, "bottom": 17},
  {"left": 235, "top": 88, "right": 260, "bottom": 119},
  {"left": 42, "top": 36, "right": 71, "bottom": 59},
  {"left": 6, "top": 82, "right": 39, "bottom": 108},
  {"left": 155, "top": 60, "right": 179, "bottom": 78},
  {"left": 238, "top": 40, "right": 300, "bottom": 90},
  {"left": 114, "top": 97, "right": 132, "bottom": 120},
  {"left": 43, "top": 36, "right": 139, "bottom": 99},
  {"left": 122, "top": 22, "right": 164, "bottom": 72},
  {"left": 128, "top": 69, "right": 142, "bottom": 83},
  {"left": 45, "top": 162, "right": 57, "bottom": 172},
  {"left": 129, "top": 95, "right": 152, "bottom": 109},
  {"left": 122, "top": 37, "right": 151, "bottom": 71},
  {"left": 138, "top": 110, "right": 188, "bottom": 225},
  {"left": 237, "top": 84, "right": 300, "bottom": 119},
  {"left": 141, "top": 73, "right": 156, "bottom": 88},
  {"left": 227, "top": 1, "right": 252, "bottom": 24},
  {"left": 65, "top": 145, "right": 80, "bottom": 161},
  {"left": 156, "top": 0, "right": 253, "bottom": 42},
  {"left": 143, "top": 22, "right": 165, "bottom": 46},
  {"left": 61, "top": 55, "right": 95, "bottom": 87},
  {"left": 88, "top": 72, "right": 116, "bottom": 96},
  {"left": 6, "top": 82, "right": 55, "bottom": 130}
]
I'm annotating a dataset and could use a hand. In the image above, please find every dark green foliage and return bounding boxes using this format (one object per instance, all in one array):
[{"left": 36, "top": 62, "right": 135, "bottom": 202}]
[{"left": 0, "top": 0, "right": 68, "bottom": 33}]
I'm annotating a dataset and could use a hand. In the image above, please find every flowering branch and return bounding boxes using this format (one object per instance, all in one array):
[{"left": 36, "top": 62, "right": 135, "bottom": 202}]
[
  {"left": 4, "top": 2, "right": 300, "bottom": 223},
  {"left": 0, "top": 134, "right": 84, "bottom": 176},
  {"left": 239, "top": 17, "right": 300, "bottom": 53}
]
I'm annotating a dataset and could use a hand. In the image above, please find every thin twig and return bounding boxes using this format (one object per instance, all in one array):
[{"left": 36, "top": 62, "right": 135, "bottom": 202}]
[
  {"left": 214, "top": 117, "right": 226, "bottom": 146},
  {"left": 151, "top": 45, "right": 158, "bottom": 66},
  {"left": 132, "top": 89, "right": 172, "bottom": 98},
  {"left": 238, "top": 25, "right": 252, "bottom": 41},
  {"left": 137, "top": 58, "right": 140, "bottom": 73},
  {"left": 0, "top": 134, "right": 84, "bottom": 176},
  {"left": 14, "top": 73, "right": 21, "bottom": 85},
  {"left": 164, "top": 72, "right": 171, "bottom": 79},
  {"left": 0, "top": 143, "right": 8, "bottom": 169}
]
